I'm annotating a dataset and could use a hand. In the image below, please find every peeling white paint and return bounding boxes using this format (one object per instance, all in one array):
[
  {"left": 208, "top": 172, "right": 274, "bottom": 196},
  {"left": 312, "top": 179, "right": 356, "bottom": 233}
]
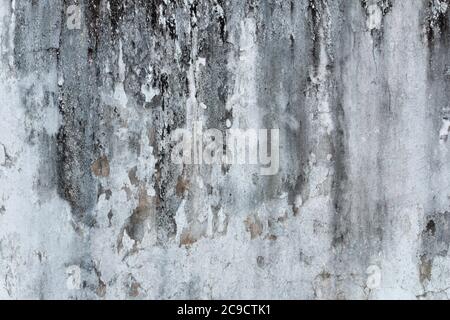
[
  {"left": 366, "top": 265, "right": 382, "bottom": 289},
  {"left": 66, "top": 266, "right": 82, "bottom": 290},
  {"left": 0, "top": 144, "right": 5, "bottom": 165},
  {"left": 439, "top": 118, "right": 450, "bottom": 142},
  {"left": 366, "top": 4, "right": 383, "bottom": 31}
]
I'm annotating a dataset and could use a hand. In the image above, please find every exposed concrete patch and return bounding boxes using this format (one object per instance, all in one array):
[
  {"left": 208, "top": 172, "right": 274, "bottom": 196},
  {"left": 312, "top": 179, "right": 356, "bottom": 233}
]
[
  {"left": 244, "top": 215, "right": 263, "bottom": 240},
  {"left": 66, "top": 265, "right": 82, "bottom": 291},
  {"left": 420, "top": 255, "right": 433, "bottom": 284},
  {"left": 92, "top": 156, "right": 110, "bottom": 177},
  {"left": 0, "top": 144, "right": 5, "bottom": 165}
]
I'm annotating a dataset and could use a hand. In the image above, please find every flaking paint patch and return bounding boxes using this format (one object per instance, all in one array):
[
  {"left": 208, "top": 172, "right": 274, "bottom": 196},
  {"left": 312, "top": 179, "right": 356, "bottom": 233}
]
[
  {"left": 439, "top": 118, "right": 450, "bottom": 142},
  {"left": 426, "top": 0, "right": 450, "bottom": 41},
  {"left": 366, "top": 4, "right": 383, "bottom": 30},
  {"left": 1, "top": 0, "right": 450, "bottom": 300},
  {"left": 66, "top": 265, "right": 81, "bottom": 290},
  {"left": 0, "top": 144, "right": 5, "bottom": 165}
]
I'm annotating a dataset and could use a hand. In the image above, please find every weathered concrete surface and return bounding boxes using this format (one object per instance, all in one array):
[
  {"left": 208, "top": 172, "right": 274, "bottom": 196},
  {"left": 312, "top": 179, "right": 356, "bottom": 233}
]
[{"left": 0, "top": 0, "right": 450, "bottom": 299}]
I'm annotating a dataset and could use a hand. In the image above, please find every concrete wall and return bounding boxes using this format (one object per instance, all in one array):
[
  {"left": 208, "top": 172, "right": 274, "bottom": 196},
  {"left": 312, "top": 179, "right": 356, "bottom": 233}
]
[{"left": 1, "top": 0, "right": 450, "bottom": 299}]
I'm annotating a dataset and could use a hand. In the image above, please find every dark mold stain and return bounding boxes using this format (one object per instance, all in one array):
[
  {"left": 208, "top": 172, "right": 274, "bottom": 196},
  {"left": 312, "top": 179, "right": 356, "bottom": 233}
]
[
  {"left": 108, "top": 0, "right": 124, "bottom": 36},
  {"left": 425, "top": 0, "right": 450, "bottom": 44},
  {"left": 426, "top": 219, "right": 436, "bottom": 236},
  {"left": 420, "top": 212, "right": 450, "bottom": 284},
  {"left": 308, "top": 0, "right": 323, "bottom": 72},
  {"left": 421, "top": 212, "right": 450, "bottom": 256},
  {"left": 425, "top": 0, "right": 450, "bottom": 81},
  {"left": 91, "top": 156, "right": 110, "bottom": 177},
  {"left": 330, "top": 103, "right": 349, "bottom": 249}
]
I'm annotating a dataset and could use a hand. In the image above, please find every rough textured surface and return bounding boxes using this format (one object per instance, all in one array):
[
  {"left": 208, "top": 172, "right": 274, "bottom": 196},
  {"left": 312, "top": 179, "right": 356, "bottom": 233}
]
[{"left": 1, "top": 0, "right": 450, "bottom": 300}]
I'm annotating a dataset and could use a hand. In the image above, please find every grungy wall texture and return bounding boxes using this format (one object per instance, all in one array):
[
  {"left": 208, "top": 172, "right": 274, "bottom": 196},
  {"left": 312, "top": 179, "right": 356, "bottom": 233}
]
[{"left": 1, "top": 0, "right": 450, "bottom": 300}]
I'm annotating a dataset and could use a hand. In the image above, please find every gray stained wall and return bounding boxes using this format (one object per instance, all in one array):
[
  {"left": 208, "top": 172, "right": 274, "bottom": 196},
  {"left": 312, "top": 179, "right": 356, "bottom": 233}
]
[{"left": 0, "top": 0, "right": 450, "bottom": 299}]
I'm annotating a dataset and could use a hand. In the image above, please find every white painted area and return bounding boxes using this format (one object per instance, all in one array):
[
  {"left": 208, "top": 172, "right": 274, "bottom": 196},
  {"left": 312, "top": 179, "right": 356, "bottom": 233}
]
[
  {"left": 66, "top": 266, "right": 81, "bottom": 290},
  {"left": 439, "top": 118, "right": 450, "bottom": 142},
  {"left": 225, "top": 18, "right": 259, "bottom": 128},
  {"left": 366, "top": 4, "right": 383, "bottom": 31},
  {"left": 196, "top": 57, "right": 206, "bottom": 68},
  {"left": 366, "top": 265, "right": 381, "bottom": 289},
  {"left": 121, "top": 230, "right": 135, "bottom": 254},
  {"left": 0, "top": 144, "right": 5, "bottom": 165},
  {"left": 294, "top": 194, "right": 303, "bottom": 208}
]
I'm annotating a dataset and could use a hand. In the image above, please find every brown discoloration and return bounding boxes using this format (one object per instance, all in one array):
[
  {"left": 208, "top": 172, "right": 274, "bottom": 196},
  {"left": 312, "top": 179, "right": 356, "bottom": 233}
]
[
  {"left": 128, "top": 276, "right": 141, "bottom": 298},
  {"left": 125, "top": 188, "right": 153, "bottom": 243},
  {"left": 129, "top": 282, "right": 140, "bottom": 297},
  {"left": 419, "top": 255, "right": 433, "bottom": 284},
  {"left": 91, "top": 156, "right": 110, "bottom": 177},
  {"left": 179, "top": 221, "right": 208, "bottom": 247},
  {"left": 180, "top": 232, "right": 197, "bottom": 246},
  {"left": 96, "top": 280, "right": 106, "bottom": 298},
  {"left": 94, "top": 264, "right": 107, "bottom": 298},
  {"left": 176, "top": 176, "right": 190, "bottom": 197},
  {"left": 244, "top": 215, "right": 263, "bottom": 239}
]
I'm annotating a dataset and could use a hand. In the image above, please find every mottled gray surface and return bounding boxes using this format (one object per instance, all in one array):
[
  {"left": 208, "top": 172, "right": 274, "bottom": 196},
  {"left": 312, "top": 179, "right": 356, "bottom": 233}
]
[{"left": 1, "top": 0, "right": 450, "bottom": 300}]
